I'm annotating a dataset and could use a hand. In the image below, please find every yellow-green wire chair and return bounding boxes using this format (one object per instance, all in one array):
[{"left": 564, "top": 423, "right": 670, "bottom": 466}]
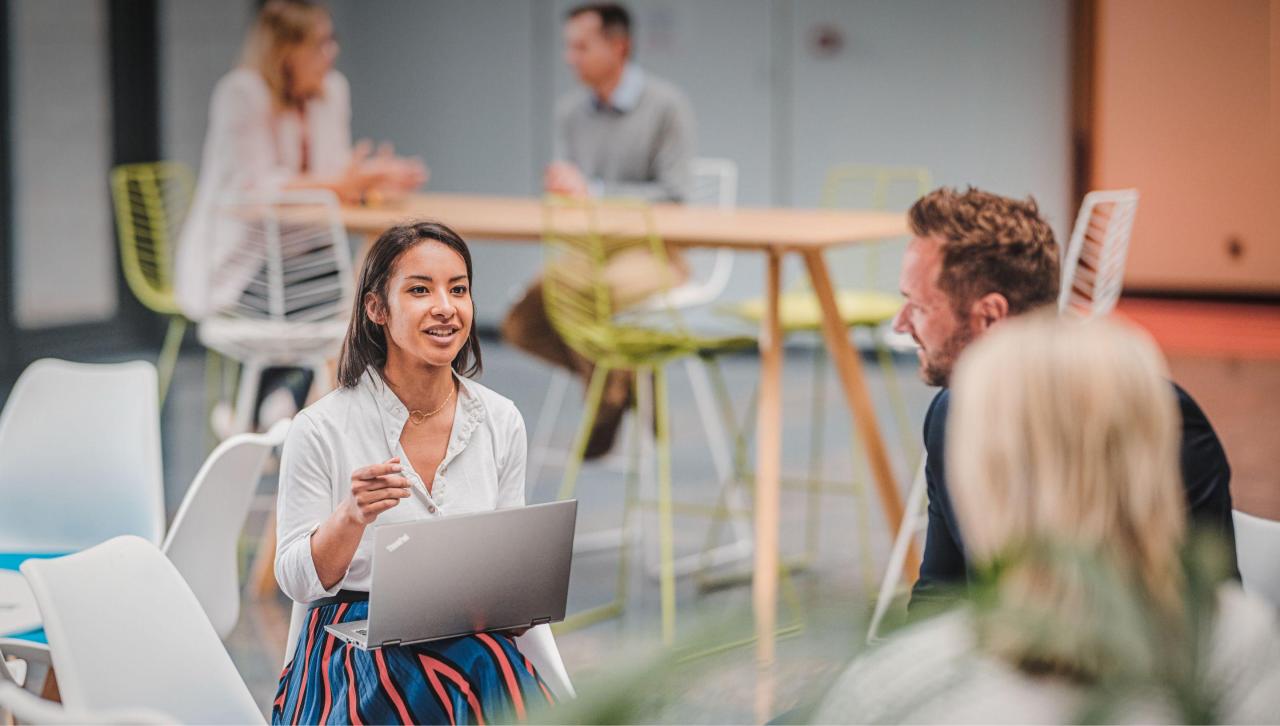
[
  {"left": 109, "top": 162, "right": 195, "bottom": 408},
  {"left": 721, "top": 165, "right": 932, "bottom": 584},
  {"left": 542, "top": 195, "right": 757, "bottom": 646}
]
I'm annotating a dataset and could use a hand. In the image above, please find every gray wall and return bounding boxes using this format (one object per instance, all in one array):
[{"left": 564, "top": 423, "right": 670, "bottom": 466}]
[
  {"left": 11, "top": 0, "right": 116, "bottom": 329},
  {"left": 160, "top": 0, "right": 256, "bottom": 173},
  {"left": 161, "top": 0, "right": 1072, "bottom": 329}
]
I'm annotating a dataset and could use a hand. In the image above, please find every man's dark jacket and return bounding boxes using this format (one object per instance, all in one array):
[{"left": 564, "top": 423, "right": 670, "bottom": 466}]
[{"left": 908, "top": 383, "right": 1236, "bottom": 614}]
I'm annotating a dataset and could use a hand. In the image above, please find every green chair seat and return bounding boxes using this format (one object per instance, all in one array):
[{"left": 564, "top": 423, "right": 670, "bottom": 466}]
[
  {"left": 724, "top": 289, "right": 902, "bottom": 331},
  {"left": 576, "top": 323, "right": 756, "bottom": 364}
]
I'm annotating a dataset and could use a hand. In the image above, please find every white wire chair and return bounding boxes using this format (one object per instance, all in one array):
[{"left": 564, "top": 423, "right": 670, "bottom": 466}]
[
  {"left": 197, "top": 190, "right": 354, "bottom": 435},
  {"left": 1058, "top": 189, "right": 1139, "bottom": 318}
]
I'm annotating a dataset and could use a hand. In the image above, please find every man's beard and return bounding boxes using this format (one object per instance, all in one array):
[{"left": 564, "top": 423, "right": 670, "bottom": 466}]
[{"left": 921, "top": 324, "right": 975, "bottom": 388}]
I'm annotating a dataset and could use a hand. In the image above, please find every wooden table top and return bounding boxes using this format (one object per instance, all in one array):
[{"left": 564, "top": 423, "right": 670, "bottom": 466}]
[{"left": 340, "top": 193, "right": 908, "bottom": 251}]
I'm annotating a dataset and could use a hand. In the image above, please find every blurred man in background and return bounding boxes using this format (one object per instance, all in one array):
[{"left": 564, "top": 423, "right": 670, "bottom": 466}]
[{"left": 502, "top": 2, "right": 696, "bottom": 458}]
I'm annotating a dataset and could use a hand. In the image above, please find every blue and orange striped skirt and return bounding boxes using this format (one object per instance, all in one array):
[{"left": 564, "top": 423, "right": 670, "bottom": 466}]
[{"left": 272, "top": 599, "right": 555, "bottom": 724}]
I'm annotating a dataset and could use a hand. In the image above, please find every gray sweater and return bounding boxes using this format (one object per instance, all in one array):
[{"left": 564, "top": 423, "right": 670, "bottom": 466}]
[{"left": 554, "top": 68, "right": 694, "bottom": 203}]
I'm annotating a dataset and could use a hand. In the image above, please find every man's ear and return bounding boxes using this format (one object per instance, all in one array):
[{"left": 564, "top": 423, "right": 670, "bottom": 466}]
[
  {"left": 970, "top": 292, "right": 1010, "bottom": 333},
  {"left": 364, "top": 292, "right": 386, "bottom": 326}
]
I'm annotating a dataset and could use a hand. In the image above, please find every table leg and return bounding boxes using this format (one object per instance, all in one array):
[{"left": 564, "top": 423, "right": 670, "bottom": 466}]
[
  {"left": 801, "top": 250, "right": 920, "bottom": 578},
  {"left": 753, "top": 250, "right": 784, "bottom": 680}
]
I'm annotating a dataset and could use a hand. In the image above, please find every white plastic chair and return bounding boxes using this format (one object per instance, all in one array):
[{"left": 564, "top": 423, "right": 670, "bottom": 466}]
[
  {"left": 0, "top": 681, "right": 174, "bottom": 725},
  {"left": 162, "top": 419, "right": 291, "bottom": 639},
  {"left": 515, "top": 623, "right": 577, "bottom": 701},
  {"left": 0, "top": 359, "right": 165, "bottom": 552},
  {"left": 282, "top": 604, "right": 577, "bottom": 701},
  {"left": 1058, "top": 189, "right": 1139, "bottom": 318},
  {"left": 1233, "top": 510, "right": 1280, "bottom": 611},
  {"left": 634, "top": 157, "right": 739, "bottom": 312},
  {"left": 198, "top": 190, "right": 353, "bottom": 435},
  {"left": 20, "top": 536, "right": 264, "bottom": 724},
  {"left": 866, "top": 457, "right": 928, "bottom": 643}
]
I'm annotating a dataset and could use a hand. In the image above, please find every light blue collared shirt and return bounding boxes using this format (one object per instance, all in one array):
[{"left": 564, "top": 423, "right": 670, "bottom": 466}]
[{"left": 593, "top": 63, "right": 646, "bottom": 114}]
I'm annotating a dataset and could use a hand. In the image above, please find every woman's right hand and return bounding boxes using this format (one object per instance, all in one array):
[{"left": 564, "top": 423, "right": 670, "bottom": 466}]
[{"left": 342, "top": 457, "right": 411, "bottom": 526}]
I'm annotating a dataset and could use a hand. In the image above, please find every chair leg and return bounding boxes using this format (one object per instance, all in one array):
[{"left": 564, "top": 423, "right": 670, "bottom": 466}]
[
  {"left": 156, "top": 316, "right": 187, "bottom": 408},
  {"left": 529, "top": 369, "right": 571, "bottom": 497},
  {"left": 231, "top": 359, "right": 265, "bottom": 436},
  {"left": 653, "top": 364, "right": 676, "bottom": 646},
  {"left": 558, "top": 363, "right": 612, "bottom": 501},
  {"left": 653, "top": 356, "right": 752, "bottom": 580},
  {"left": 554, "top": 369, "right": 641, "bottom": 635},
  {"left": 204, "top": 349, "right": 222, "bottom": 452}
]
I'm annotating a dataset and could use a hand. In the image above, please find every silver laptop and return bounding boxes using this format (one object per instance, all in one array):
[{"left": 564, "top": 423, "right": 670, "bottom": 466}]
[{"left": 324, "top": 500, "right": 577, "bottom": 649}]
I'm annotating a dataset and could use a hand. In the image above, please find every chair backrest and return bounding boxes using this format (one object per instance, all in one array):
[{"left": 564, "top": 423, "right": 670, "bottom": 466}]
[
  {"left": 636, "top": 158, "right": 739, "bottom": 312},
  {"left": 1058, "top": 189, "right": 1139, "bottom": 318},
  {"left": 162, "top": 419, "right": 291, "bottom": 639},
  {"left": 110, "top": 162, "right": 194, "bottom": 316},
  {"left": 689, "top": 157, "right": 738, "bottom": 209},
  {"left": 819, "top": 165, "right": 933, "bottom": 291},
  {"left": 0, "top": 359, "right": 165, "bottom": 551},
  {"left": 1232, "top": 510, "right": 1280, "bottom": 611},
  {"left": 282, "top": 600, "right": 309, "bottom": 666},
  {"left": 542, "top": 196, "right": 685, "bottom": 361},
  {"left": 209, "top": 190, "right": 354, "bottom": 324},
  {"left": 21, "top": 536, "right": 264, "bottom": 724}
]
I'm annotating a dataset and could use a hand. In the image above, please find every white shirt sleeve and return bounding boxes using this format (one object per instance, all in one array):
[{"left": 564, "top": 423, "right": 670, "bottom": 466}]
[
  {"left": 274, "top": 412, "right": 344, "bottom": 603},
  {"left": 210, "top": 73, "right": 294, "bottom": 193},
  {"left": 494, "top": 402, "right": 528, "bottom": 509}
]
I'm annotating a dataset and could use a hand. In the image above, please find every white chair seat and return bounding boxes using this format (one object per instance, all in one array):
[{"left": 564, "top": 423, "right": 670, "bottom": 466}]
[
  {"left": 198, "top": 317, "right": 348, "bottom": 362},
  {"left": 21, "top": 537, "right": 264, "bottom": 724}
]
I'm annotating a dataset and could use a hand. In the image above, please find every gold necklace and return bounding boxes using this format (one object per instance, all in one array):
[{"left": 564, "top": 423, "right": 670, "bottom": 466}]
[{"left": 407, "top": 385, "right": 455, "bottom": 425}]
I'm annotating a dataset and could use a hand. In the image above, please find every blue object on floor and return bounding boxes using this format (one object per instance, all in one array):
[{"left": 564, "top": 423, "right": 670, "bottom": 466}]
[{"left": 0, "top": 552, "right": 70, "bottom": 644}]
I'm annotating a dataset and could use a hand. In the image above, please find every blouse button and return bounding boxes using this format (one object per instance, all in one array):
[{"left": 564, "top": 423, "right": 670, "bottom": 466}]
[{"left": 428, "top": 505, "right": 438, "bottom": 514}]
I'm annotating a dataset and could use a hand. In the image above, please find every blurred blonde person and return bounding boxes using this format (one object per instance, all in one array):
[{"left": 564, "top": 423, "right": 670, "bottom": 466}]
[
  {"left": 815, "top": 315, "right": 1280, "bottom": 724},
  {"left": 176, "top": 0, "right": 427, "bottom": 321},
  {"left": 176, "top": 0, "right": 426, "bottom": 430}
]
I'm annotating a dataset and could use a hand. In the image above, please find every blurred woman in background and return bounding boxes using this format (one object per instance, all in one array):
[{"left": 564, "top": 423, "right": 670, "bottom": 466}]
[
  {"left": 815, "top": 315, "right": 1280, "bottom": 724},
  {"left": 176, "top": 0, "right": 427, "bottom": 426}
]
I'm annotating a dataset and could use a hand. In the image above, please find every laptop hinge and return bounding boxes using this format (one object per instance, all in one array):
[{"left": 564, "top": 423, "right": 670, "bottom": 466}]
[
  {"left": 531, "top": 617, "right": 552, "bottom": 626},
  {"left": 381, "top": 639, "right": 402, "bottom": 648}
]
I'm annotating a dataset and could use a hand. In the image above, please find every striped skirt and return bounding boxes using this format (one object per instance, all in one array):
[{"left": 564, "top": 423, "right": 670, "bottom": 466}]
[{"left": 272, "top": 600, "right": 555, "bottom": 724}]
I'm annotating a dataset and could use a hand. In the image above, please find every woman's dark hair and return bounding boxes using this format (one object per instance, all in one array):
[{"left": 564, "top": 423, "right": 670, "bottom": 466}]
[{"left": 337, "top": 221, "right": 482, "bottom": 387}]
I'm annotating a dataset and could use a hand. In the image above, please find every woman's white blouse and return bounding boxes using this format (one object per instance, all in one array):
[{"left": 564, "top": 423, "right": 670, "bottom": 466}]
[
  {"left": 274, "top": 369, "right": 527, "bottom": 604},
  {"left": 175, "top": 67, "right": 353, "bottom": 321}
]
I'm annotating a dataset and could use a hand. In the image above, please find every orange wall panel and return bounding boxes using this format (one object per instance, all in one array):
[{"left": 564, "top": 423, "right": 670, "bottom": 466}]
[{"left": 1093, "top": 0, "right": 1279, "bottom": 294}]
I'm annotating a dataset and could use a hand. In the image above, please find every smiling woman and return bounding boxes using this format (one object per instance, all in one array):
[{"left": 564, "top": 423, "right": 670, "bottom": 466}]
[{"left": 271, "top": 221, "right": 553, "bottom": 724}]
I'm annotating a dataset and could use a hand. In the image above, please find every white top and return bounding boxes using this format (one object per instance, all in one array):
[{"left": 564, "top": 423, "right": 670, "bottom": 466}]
[
  {"left": 815, "top": 585, "right": 1280, "bottom": 724},
  {"left": 274, "top": 368, "right": 527, "bottom": 604},
  {"left": 175, "top": 68, "right": 353, "bottom": 321}
]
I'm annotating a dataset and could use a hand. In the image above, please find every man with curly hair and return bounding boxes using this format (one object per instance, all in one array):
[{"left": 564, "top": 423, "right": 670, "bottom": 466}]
[{"left": 894, "top": 187, "right": 1235, "bottom": 616}]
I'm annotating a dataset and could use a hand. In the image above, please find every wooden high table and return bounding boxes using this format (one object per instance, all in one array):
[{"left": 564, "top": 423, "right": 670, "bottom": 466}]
[{"left": 342, "top": 192, "right": 921, "bottom": 705}]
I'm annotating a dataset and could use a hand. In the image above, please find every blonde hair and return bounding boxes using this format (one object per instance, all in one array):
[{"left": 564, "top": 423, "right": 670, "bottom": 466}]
[
  {"left": 240, "top": 0, "right": 330, "bottom": 109},
  {"left": 948, "top": 313, "right": 1185, "bottom": 678}
]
